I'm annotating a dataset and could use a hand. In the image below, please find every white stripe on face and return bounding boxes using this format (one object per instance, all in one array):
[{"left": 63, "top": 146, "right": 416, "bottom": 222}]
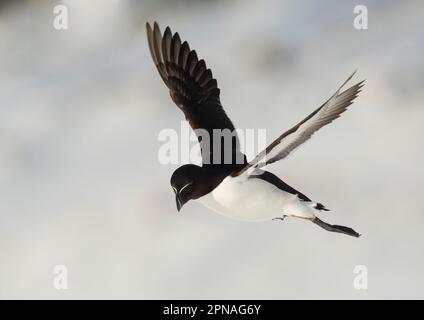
[{"left": 179, "top": 183, "right": 192, "bottom": 193}]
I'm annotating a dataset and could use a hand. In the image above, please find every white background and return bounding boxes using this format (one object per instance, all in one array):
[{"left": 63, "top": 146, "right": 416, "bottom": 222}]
[{"left": 0, "top": 0, "right": 423, "bottom": 299}]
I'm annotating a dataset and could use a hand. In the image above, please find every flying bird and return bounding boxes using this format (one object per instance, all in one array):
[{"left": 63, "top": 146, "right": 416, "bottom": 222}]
[{"left": 146, "top": 22, "right": 364, "bottom": 237}]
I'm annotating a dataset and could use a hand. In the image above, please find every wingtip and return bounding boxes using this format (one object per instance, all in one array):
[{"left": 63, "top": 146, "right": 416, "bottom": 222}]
[
  {"left": 164, "top": 26, "right": 172, "bottom": 35},
  {"left": 173, "top": 31, "right": 181, "bottom": 42},
  {"left": 146, "top": 21, "right": 162, "bottom": 32},
  {"left": 346, "top": 69, "right": 358, "bottom": 83},
  {"left": 336, "top": 69, "right": 363, "bottom": 94},
  {"left": 153, "top": 21, "right": 161, "bottom": 34},
  {"left": 356, "top": 79, "right": 366, "bottom": 92}
]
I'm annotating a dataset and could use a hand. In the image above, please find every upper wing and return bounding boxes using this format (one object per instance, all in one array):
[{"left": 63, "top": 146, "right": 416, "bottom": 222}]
[
  {"left": 233, "top": 71, "right": 364, "bottom": 176},
  {"left": 147, "top": 22, "right": 244, "bottom": 167}
]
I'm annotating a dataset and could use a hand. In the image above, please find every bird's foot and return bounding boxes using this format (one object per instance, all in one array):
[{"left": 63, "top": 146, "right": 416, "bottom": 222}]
[{"left": 273, "top": 215, "right": 287, "bottom": 222}]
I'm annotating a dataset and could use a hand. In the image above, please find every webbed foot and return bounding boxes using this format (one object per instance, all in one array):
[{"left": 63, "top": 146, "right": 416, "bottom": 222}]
[{"left": 272, "top": 215, "right": 287, "bottom": 222}]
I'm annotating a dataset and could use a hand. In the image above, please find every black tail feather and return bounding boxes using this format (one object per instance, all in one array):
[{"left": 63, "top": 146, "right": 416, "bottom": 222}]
[
  {"left": 313, "top": 217, "right": 360, "bottom": 238},
  {"left": 315, "top": 203, "right": 330, "bottom": 211}
]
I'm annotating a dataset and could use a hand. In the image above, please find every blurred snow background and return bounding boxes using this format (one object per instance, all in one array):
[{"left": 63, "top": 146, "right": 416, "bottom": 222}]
[{"left": 0, "top": 0, "right": 423, "bottom": 299}]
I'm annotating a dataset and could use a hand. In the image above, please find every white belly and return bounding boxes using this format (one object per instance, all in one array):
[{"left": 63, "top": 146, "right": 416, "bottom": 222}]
[{"left": 195, "top": 174, "right": 316, "bottom": 222}]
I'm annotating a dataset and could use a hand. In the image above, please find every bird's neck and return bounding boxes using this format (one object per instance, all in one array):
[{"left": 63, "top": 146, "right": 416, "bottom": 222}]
[{"left": 192, "top": 167, "right": 232, "bottom": 199}]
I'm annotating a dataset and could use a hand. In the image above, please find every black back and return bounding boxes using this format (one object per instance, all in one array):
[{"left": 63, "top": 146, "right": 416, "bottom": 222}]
[{"left": 251, "top": 170, "right": 311, "bottom": 202}]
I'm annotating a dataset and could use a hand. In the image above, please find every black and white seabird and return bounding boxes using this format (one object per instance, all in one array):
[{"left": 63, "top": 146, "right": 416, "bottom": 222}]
[{"left": 146, "top": 22, "right": 364, "bottom": 237}]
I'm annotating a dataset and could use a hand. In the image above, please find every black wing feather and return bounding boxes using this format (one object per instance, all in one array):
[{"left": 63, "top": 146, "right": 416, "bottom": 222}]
[{"left": 146, "top": 22, "right": 245, "bottom": 168}]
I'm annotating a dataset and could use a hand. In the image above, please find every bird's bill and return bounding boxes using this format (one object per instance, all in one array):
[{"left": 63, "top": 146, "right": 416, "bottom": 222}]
[{"left": 176, "top": 194, "right": 183, "bottom": 212}]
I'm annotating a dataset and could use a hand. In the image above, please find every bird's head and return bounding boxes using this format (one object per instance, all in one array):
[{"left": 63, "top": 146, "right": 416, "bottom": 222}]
[{"left": 170, "top": 164, "right": 204, "bottom": 211}]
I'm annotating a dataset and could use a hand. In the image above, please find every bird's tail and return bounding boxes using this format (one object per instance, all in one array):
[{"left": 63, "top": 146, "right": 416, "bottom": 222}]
[{"left": 313, "top": 217, "right": 360, "bottom": 238}]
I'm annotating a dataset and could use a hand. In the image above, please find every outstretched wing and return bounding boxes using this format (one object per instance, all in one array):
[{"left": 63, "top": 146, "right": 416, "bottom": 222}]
[
  {"left": 233, "top": 71, "right": 364, "bottom": 176},
  {"left": 146, "top": 22, "right": 244, "bottom": 168}
]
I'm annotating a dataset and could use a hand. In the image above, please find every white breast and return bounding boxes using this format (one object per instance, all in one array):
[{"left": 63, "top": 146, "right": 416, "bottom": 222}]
[{"left": 195, "top": 172, "right": 316, "bottom": 222}]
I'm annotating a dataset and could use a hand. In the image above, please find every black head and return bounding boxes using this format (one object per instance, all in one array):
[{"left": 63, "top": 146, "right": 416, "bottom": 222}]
[{"left": 170, "top": 164, "right": 204, "bottom": 211}]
